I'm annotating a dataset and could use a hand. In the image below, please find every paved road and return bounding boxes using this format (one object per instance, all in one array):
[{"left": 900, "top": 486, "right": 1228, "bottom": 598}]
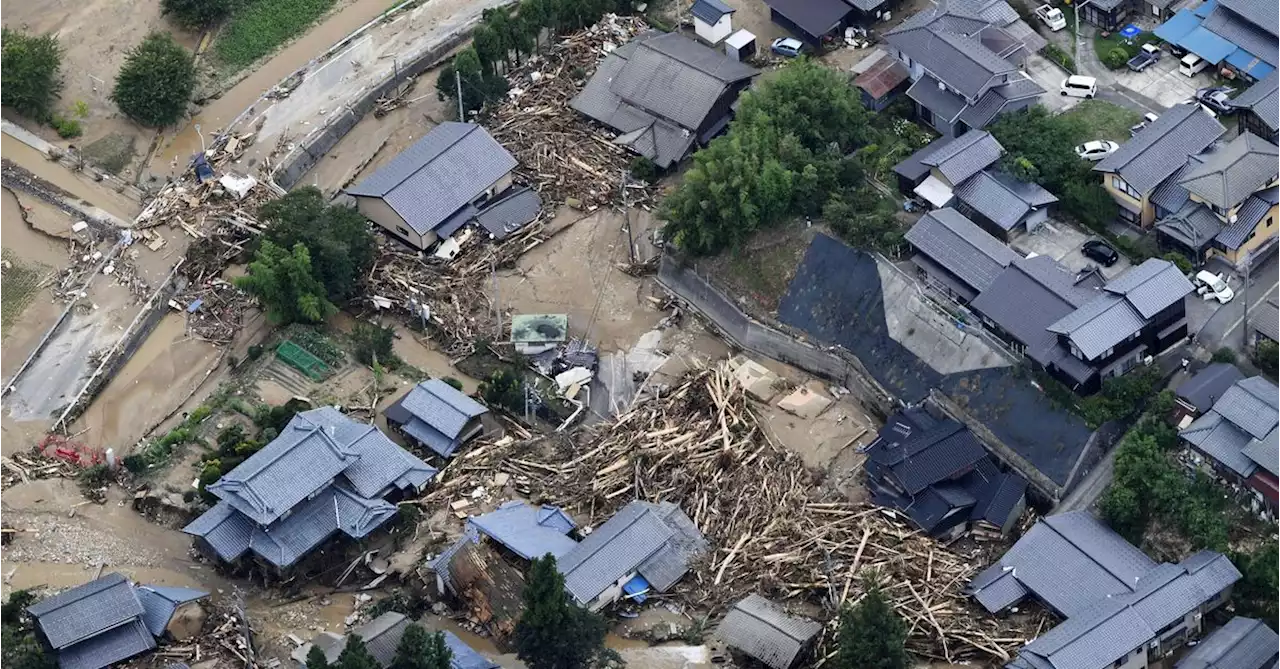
[
  {"left": 1057, "top": 444, "right": 1117, "bottom": 513},
  {"left": 1196, "top": 250, "right": 1280, "bottom": 352}
]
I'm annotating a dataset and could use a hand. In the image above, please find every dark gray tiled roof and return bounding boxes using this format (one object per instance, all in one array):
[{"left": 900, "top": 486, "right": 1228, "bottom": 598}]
[
  {"left": 866, "top": 418, "right": 988, "bottom": 494},
  {"left": 958, "top": 76, "right": 1045, "bottom": 129},
  {"left": 761, "top": 0, "right": 854, "bottom": 37},
  {"left": 691, "top": 0, "right": 734, "bottom": 23},
  {"left": 886, "top": 27, "right": 1014, "bottom": 99},
  {"left": 395, "top": 380, "right": 487, "bottom": 439},
  {"left": 1202, "top": 2, "right": 1278, "bottom": 67},
  {"left": 1178, "top": 132, "right": 1280, "bottom": 210},
  {"left": 1049, "top": 259, "right": 1193, "bottom": 361},
  {"left": 1177, "top": 617, "right": 1280, "bottom": 669},
  {"left": 474, "top": 186, "right": 541, "bottom": 240},
  {"left": 1176, "top": 362, "right": 1246, "bottom": 414},
  {"left": 1104, "top": 258, "right": 1195, "bottom": 319},
  {"left": 955, "top": 170, "right": 1055, "bottom": 230},
  {"left": 967, "top": 511, "right": 1156, "bottom": 617},
  {"left": 1217, "top": 376, "right": 1280, "bottom": 438},
  {"left": 1151, "top": 163, "right": 1195, "bottom": 213},
  {"left": 1216, "top": 190, "right": 1274, "bottom": 249},
  {"left": 906, "top": 74, "right": 968, "bottom": 124},
  {"left": 1156, "top": 201, "right": 1224, "bottom": 250},
  {"left": 1216, "top": 0, "right": 1278, "bottom": 37},
  {"left": 972, "top": 257, "right": 1092, "bottom": 365},
  {"left": 1242, "top": 426, "right": 1279, "bottom": 477},
  {"left": 1182, "top": 412, "right": 1261, "bottom": 476},
  {"left": 27, "top": 573, "right": 145, "bottom": 650},
  {"left": 469, "top": 500, "right": 578, "bottom": 560},
  {"left": 1251, "top": 296, "right": 1280, "bottom": 343},
  {"left": 905, "top": 208, "right": 1020, "bottom": 294},
  {"left": 1096, "top": 103, "right": 1226, "bottom": 195},
  {"left": 58, "top": 620, "right": 156, "bottom": 669},
  {"left": 1230, "top": 70, "right": 1279, "bottom": 132},
  {"left": 921, "top": 130, "right": 1003, "bottom": 184},
  {"left": 717, "top": 595, "right": 822, "bottom": 669},
  {"left": 971, "top": 472, "right": 1027, "bottom": 526},
  {"left": 347, "top": 123, "right": 517, "bottom": 236},
  {"left": 894, "top": 135, "right": 959, "bottom": 182}
]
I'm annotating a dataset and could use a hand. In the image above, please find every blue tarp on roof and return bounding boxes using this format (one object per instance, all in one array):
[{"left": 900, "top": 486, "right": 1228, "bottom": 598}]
[
  {"left": 1179, "top": 25, "right": 1237, "bottom": 64},
  {"left": 1155, "top": 9, "right": 1202, "bottom": 44},
  {"left": 623, "top": 575, "right": 650, "bottom": 603},
  {"left": 1227, "top": 48, "right": 1276, "bottom": 78}
]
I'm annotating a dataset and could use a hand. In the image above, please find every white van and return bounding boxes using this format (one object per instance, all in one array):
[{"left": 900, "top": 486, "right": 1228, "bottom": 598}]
[
  {"left": 1180, "top": 53, "right": 1210, "bottom": 76},
  {"left": 1060, "top": 75, "right": 1098, "bottom": 99}
]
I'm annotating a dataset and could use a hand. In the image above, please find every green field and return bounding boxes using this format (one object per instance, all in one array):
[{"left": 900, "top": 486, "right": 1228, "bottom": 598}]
[
  {"left": 213, "top": 0, "right": 337, "bottom": 71},
  {"left": 2, "top": 248, "right": 47, "bottom": 335},
  {"left": 1061, "top": 99, "right": 1143, "bottom": 144}
]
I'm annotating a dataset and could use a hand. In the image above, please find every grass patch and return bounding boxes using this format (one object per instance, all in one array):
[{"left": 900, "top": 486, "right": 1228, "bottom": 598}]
[
  {"left": 709, "top": 227, "right": 814, "bottom": 313},
  {"left": 1092, "top": 30, "right": 1159, "bottom": 69},
  {"left": 1, "top": 248, "right": 47, "bottom": 335},
  {"left": 213, "top": 0, "right": 337, "bottom": 71},
  {"left": 1060, "top": 99, "right": 1142, "bottom": 144}
]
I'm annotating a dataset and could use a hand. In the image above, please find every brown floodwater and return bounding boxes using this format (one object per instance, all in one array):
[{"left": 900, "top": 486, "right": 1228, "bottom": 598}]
[{"left": 1, "top": 134, "right": 141, "bottom": 221}]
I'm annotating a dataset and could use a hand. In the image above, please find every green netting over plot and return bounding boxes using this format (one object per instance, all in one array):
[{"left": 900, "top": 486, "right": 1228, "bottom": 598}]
[{"left": 276, "top": 340, "right": 331, "bottom": 380}]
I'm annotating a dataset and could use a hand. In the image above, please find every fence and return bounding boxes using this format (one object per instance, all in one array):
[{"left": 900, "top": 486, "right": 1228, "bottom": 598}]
[{"left": 277, "top": 340, "right": 332, "bottom": 381}]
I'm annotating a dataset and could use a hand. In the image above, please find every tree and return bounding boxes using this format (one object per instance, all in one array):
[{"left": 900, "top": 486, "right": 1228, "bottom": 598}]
[
  {"left": 235, "top": 241, "right": 336, "bottom": 324},
  {"left": 392, "top": 625, "right": 453, "bottom": 669},
  {"left": 1104, "top": 47, "right": 1130, "bottom": 69},
  {"left": 513, "top": 555, "right": 608, "bottom": 669},
  {"left": 337, "top": 635, "right": 380, "bottom": 669},
  {"left": 162, "top": 0, "right": 234, "bottom": 30},
  {"left": 1253, "top": 339, "right": 1278, "bottom": 377},
  {"left": 112, "top": 32, "right": 196, "bottom": 127},
  {"left": 352, "top": 322, "right": 396, "bottom": 367},
  {"left": 306, "top": 645, "right": 331, "bottom": 669},
  {"left": 1231, "top": 540, "right": 1279, "bottom": 624},
  {"left": 834, "top": 579, "right": 909, "bottom": 669},
  {"left": 734, "top": 58, "right": 869, "bottom": 153},
  {"left": 1211, "top": 347, "right": 1238, "bottom": 364},
  {"left": 481, "top": 369, "right": 525, "bottom": 412},
  {"left": 2, "top": 29, "right": 63, "bottom": 121},
  {"left": 257, "top": 187, "right": 375, "bottom": 303},
  {"left": 2, "top": 625, "right": 56, "bottom": 669}
]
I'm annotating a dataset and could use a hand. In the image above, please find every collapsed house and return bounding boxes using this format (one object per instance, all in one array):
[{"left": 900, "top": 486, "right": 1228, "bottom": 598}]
[
  {"left": 384, "top": 379, "right": 489, "bottom": 459},
  {"left": 865, "top": 407, "right": 1028, "bottom": 540},
  {"left": 571, "top": 31, "right": 759, "bottom": 169},
  {"left": 715, "top": 594, "right": 822, "bottom": 669},
  {"left": 183, "top": 408, "right": 437, "bottom": 570},
  {"left": 26, "top": 573, "right": 207, "bottom": 669},
  {"left": 967, "top": 511, "right": 1242, "bottom": 669},
  {"left": 293, "top": 612, "right": 499, "bottom": 669}
]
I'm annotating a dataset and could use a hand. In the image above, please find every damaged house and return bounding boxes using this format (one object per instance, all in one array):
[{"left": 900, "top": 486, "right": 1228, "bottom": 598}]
[
  {"left": 571, "top": 31, "right": 758, "bottom": 169},
  {"left": 183, "top": 408, "right": 436, "bottom": 571},
  {"left": 385, "top": 379, "right": 489, "bottom": 459},
  {"left": 294, "top": 612, "right": 498, "bottom": 669},
  {"left": 1179, "top": 375, "right": 1279, "bottom": 516},
  {"left": 26, "top": 573, "right": 207, "bottom": 669}
]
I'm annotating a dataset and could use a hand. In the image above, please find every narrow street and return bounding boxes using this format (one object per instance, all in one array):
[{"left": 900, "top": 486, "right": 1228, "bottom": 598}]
[{"left": 1196, "top": 250, "right": 1280, "bottom": 354}]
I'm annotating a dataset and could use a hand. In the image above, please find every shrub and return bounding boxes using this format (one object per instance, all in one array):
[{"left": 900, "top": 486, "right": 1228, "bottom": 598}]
[
  {"left": 1043, "top": 43, "right": 1076, "bottom": 72},
  {"left": 50, "top": 115, "right": 82, "bottom": 139},
  {"left": 162, "top": 0, "right": 235, "bottom": 30},
  {"left": 352, "top": 322, "right": 396, "bottom": 367},
  {"left": 442, "top": 376, "right": 464, "bottom": 391},
  {"left": 1103, "top": 47, "right": 1130, "bottom": 69},
  {"left": 481, "top": 369, "right": 525, "bottom": 412},
  {"left": 630, "top": 156, "right": 658, "bottom": 182},
  {"left": 1, "top": 29, "right": 63, "bottom": 121},
  {"left": 1253, "top": 339, "right": 1278, "bottom": 377},
  {"left": 122, "top": 454, "right": 148, "bottom": 474},
  {"left": 78, "top": 463, "right": 111, "bottom": 489},
  {"left": 1211, "top": 347, "right": 1237, "bottom": 364},
  {"left": 112, "top": 32, "right": 196, "bottom": 127},
  {"left": 1162, "top": 251, "right": 1193, "bottom": 274},
  {"left": 247, "top": 343, "right": 265, "bottom": 360}
]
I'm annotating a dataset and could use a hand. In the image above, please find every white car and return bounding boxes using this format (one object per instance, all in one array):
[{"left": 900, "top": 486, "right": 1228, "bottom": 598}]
[
  {"left": 1195, "top": 270, "right": 1235, "bottom": 303},
  {"left": 1075, "top": 140, "right": 1120, "bottom": 161},
  {"left": 1060, "top": 75, "right": 1098, "bottom": 99}
]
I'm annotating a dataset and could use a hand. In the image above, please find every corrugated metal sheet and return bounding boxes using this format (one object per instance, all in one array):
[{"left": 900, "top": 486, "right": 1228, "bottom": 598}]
[
  {"left": 27, "top": 573, "right": 145, "bottom": 650},
  {"left": 1095, "top": 103, "right": 1225, "bottom": 196},
  {"left": 905, "top": 208, "right": 1019, "bottom": 295},
  {"left": 717, "top": 595, "right": 821, "bottom": 669},
  {"left": 760, "top": 0, "right": 853, "bottom": 37},
  {"left": 57, "top": 619, "right": 156, "bottom": 669},
  {"left": 474, "top": 187, "right": 542, "bottom": 240}
]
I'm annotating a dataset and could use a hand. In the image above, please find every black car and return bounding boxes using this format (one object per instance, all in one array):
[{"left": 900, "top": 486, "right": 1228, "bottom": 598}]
[{"left": 1082, "top": 239, "right": 1119, "bottom": 267}]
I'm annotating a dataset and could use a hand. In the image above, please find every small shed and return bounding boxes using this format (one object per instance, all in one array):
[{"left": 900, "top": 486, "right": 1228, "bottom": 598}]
[
  {"left": 717, "top": 594, "right": 822, "bottom": 669},
  {"left": 724, "top": 29, "right": 757, "bottom": 62},
  {"left": 692, "top": 0, "right": 735, "bottom": 44},
  {"left": 853, "top": 52, "right": 910, "bottom": 110}
]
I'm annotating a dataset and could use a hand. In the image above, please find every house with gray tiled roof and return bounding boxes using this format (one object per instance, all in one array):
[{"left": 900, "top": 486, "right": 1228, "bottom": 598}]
[
  {"left": 716, "top": 595, "right": 822, "bottom": 669},
  {"left": 570, "top": 31, "right": 758, "bottom": 169},
  {"left": 294, "top": 612, "right": 500, "bottom": 669},
  {"left": 1173, "top": 362, "right": 1245, "bottom": 422},
  {"left": 885, "top": 0, "right": 1044, "bottom": 138},
  {"left": 969, "top": 512, "right": 1243, "bottom": 669},
  {"left": 1249, "top": 295, "right": 1279, "bottom": 345},
  {"left": 1229, "top": 70, "right": 1279, "bottom": 145},
  {"left": 384, "top": 378, "right": 488, "bottom": 459},
  {"left": 1179, "top": 375, "right": 1279, "bottom": 515},
  {"left": 183, "top": 407, "right": 437, "bottom": 570},
  {"left": 1175, "top": 617, "right": 1279, "bottom": 669},
  {"left": 557, "top": 499, "right": 707, "bottom": 611},
  {"left": 26, "top": 573, "right": 207, "bottom": 669},
  {"left": 904, "top": 207, "right": 1021, "bottom": 302},
  {"left": 346, "top": 122, "right": 522, "bottom": 251},
  {"left": 865, "top": 406, "right": 1028, "bottom": 539}
]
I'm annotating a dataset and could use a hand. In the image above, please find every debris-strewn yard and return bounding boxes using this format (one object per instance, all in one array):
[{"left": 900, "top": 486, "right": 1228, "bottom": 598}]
[{"left": 419, "top": 363, "right": 1052, "bottom": 664}]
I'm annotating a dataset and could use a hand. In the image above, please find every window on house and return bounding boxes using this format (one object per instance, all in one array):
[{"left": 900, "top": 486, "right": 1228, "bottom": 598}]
[
  {"left": 1111, "top": 176, "right": 1140, "bottom": 199},
  {"left": 1117, "top": 207, "right": 1139, "bottom": 224},
  {"left": 1268, "top": 217, "right": 1274, "bottom": 228},
  {"left": 1210, "top": 203, "right": 1227, "bottom": 216},
  {"left": 397, "top": 225, "right": 412, "bottom": 237}
]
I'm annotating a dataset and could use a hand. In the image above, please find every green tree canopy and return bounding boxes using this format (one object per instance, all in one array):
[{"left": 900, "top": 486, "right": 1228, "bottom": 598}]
[
  {"left": 257, "top": 187, "right": 374, "bottom": 303},
  {"left": 391, "top": 625, "right": 452, "bottom": 669},
  {"left": 306, "top": 645, "right": 331, "bottom": 669},
  {"left": 162, "top": 0, "right": 235, "bottom": 30},
  {"left": 1, "top": 29, "right": 63, "bottom": 121},
  {"left": 337, "top": 634, "right": 380, "bottom": 669},
  {"left": 112, "top": 32, "right": 196, "bottom": 127},
  {"left": 513, "top": 555, "right": 608, "bottom": 669},
  {"left": 234, "top": 241, "right": 336, "bottom": 324},
  {"left": 835, "top": 580, "right": 909, "bottom": 669},
  {"left": 1231, "top": 540, "right": 1279, "bottom": 624}
]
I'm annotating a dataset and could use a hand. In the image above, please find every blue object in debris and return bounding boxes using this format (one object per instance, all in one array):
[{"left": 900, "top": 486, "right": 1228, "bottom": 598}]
[
  {"left": 193, "top": 152, "right": 215, "bottom": 183},
  {"left": 622, "top": 575, "right": 650, "bottom": 603},
  {"left": 1119, "top": 24, "right": 1141, "bottom": 39},
  {"left": 187, "top": 298, "right": 204, "bottom": 313}
]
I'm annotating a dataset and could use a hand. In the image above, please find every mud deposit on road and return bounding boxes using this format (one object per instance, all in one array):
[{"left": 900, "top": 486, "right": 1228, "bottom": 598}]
[{"left": 1, "top": 134, "right": 142, "bottom": 221}]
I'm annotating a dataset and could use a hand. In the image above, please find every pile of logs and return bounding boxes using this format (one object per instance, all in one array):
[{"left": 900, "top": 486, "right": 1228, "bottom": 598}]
[
  {"left": 144, "top": 603, "right": 258, "bottom": 668},
  {"left": 172, "top": 279, "right": 255, "bottom": 345},
  {"left": 487, "top": 14, "right": 658, "bottom": 210},
  {"left": 420, "top": 363, "right": 1051, "bottom": 663}
]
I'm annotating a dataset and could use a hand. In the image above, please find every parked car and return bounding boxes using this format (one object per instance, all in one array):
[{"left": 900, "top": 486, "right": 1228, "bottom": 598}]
[
  {"left": 1195, "top": 86, "right": 1236, "bottom": 114},
  {"left": 1180, "top": 53, "right": 1210, "bottom": 76},
  {"left": 1060, "top": 75, "right": 1098, "bottom": 99},
  {"left": 1194, "top": 270, "right": 1235, "bottom": 303},
  {"left": 1082, "top": 239, "right": 1119, "bottom": 267},
  {"left": 1129, "top": 112, "right": 1160, "bottom": 136},
  {"left": 771, "top": 37, "right": 804, "bottom": 58},
  {"left": 1127, "top": 43, "right": 1162, "bottom": 72},
  {"left": 1035, "top": 4, "right": 1067, "bottom": 31},
  {"left": 1075, "top": 140, "right": 1120, "bottom": 161}
]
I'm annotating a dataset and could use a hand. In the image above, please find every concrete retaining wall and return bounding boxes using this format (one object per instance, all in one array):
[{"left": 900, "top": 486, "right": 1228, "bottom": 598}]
[{"left": 272, "top": 25, "right": 477, "bottom": 190}]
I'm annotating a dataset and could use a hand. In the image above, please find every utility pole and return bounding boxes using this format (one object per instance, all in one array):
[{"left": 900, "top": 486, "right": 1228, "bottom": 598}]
[
  {"left": 1242, "top": 256, "right": 1252, "bottom": 349},
  {"left": 456, "top": 69, "right": 464, "bottom": 122}
]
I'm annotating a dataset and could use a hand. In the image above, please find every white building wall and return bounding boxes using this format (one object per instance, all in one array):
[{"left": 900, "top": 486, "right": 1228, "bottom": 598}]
[{"left": 695, "top": 15, "right": 733, "bottom": 44}]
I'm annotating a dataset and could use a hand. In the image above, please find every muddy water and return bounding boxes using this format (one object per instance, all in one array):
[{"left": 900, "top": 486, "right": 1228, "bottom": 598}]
[
  {"left": 3, "top": 563, "right": 210, "bottom": 596},
  {"left": 150, "top": 0, "right": 398, "bottom": 178},
  {"left": 73, "top": 312, "right": 222, "bottom": 450},
  {"left": 1, "top": 134, "right": 140, "bottom": 221}
]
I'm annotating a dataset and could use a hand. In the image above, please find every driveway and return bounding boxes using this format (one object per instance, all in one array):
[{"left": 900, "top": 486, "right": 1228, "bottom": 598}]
[
  {"left": 1009, "top": 219, "right": 1132, "bottom": 280},
  {"left": 1195, "top": 250, "right": 1280, "bottom": 351},
  {"left": 1025, "top": 53, "right": 1082, "bottom": 113},
  {"left": 1107, "top": 54, "right": 1214, "bottom": 108}
]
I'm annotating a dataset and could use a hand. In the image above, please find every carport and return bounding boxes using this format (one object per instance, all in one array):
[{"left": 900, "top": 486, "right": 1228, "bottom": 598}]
[
  {"left": 1154, "top": 2, "right": 1244, "bottom": 68},
  {"left": 761, "top": 0, "right": 854, "bottom": 43}
]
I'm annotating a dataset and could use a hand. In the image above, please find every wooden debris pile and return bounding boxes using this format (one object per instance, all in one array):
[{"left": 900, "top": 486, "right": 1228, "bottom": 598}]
[
  {"left": 172, "top": 278, "right": 255, "bottom": 345},
  {"left": 422, "top": 364, "right": 1051, "bottom": 663},
  {"left": 486, "top": 14, "right": 658, "bottom": 210},
  {"left": 137, "top": 601, "right": 259, "bottom": 668}
]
